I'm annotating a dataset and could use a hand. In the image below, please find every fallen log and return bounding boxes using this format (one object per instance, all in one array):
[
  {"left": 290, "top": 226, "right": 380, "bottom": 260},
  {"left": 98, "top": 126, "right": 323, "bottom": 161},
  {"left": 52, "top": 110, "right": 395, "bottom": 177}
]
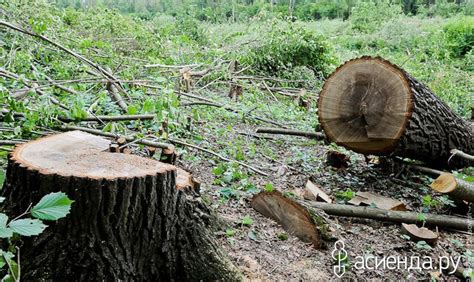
[
  {"left": 256, "top": 127, "right": 324, "bottom": 140},
  {"left": 318, "top": 56, "right": 473, "bottom": 168},
  {"left": 307, "top": 201, "right": 472, "bottom": 231},
  {"left": 1, "top": 131, "right": 238, "bottom": 280},
  {"left": 407, "top": 163, "right": 474, "bottom": 203},
  {"left": 430, "top": 173, "right": 474, "bottom": 203}
]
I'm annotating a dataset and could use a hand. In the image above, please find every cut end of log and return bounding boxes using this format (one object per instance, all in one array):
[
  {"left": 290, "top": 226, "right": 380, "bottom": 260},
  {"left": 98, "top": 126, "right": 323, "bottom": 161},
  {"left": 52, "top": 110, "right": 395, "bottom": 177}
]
[
  {"left": 12, "top": 131, "right": 175, "bottom": 179},
  {"left": 401, "top": 223, "right": 438, "bottom": 244},
  {"left": 318, "top": 57, "right": 413, "bottom": 154},
  {"left": 430, "top": 173, "right": 457, "bottom": 194},
  {"left": 251, "top": 191, "right": 322, "bottom": 248}
]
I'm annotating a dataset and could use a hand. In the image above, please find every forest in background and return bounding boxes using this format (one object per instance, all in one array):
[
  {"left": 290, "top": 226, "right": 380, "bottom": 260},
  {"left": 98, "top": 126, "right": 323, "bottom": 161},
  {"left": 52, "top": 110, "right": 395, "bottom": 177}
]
[{"left": 52, "top": 0, "right": 473, "bottom": 21}]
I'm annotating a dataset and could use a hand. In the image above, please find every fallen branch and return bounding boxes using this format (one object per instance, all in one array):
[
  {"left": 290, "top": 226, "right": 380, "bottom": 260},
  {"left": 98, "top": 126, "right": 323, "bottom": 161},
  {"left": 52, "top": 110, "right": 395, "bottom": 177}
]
[
  {"left": 0, "top": 20, "right": 130, "bottom": 101},
  {"left": 175, "top": 91, "right": 287, "bottom": 128},
  {"left": 169, "top": 138, "right": 269, "bottom": 176},
  {"left": 106, "top": 80, "right": 128, "bottom": 112},
  {"left": 256, "top": 127, "right": 325, "bottom": 140},
  {"left": 0, "top": 68, "right": 68, "bottom": 110},
  {"left": 30, "top": 63, "right": 81, "bottom": 96},
  {"left": 60, "top": 125, "right": 173, "bottom": 151},
  {"left": 59, "top": 114, "right": 156, "bottom": 122},
  {"left": 0, "top": 140, "right": 24, "bottom": 146},
  {"left": 307, "top": 201, "right": 472, "bottom": 231},
  {"left": 144, "top": 63, "right": 200, "bottom": 69},
  {"left": 430, "top": 173, "right": 474, "bottom": 203},
  {"left": 449, "top": 149, "right": 474, "bottom": 162}
]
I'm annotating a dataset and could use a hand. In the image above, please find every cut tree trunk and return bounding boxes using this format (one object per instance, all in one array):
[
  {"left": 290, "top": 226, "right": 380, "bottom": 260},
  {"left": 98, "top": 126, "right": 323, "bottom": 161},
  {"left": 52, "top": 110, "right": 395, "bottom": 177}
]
[
  {"left": 318, "top": 56, "right": 473, "bottom": 168},
  {"left": 1, "top": 131, "right": 239, "bottom": 281}
]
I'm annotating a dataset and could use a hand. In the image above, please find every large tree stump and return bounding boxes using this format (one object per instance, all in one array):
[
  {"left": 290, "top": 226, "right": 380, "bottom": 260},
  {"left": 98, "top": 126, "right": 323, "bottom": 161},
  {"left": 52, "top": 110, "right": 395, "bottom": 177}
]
[
  {"left": 317, "top": 56, "right": 473, "bottom": 168},
  {"left": 1, "top": 131, "right": 239, "bottom": 281}
]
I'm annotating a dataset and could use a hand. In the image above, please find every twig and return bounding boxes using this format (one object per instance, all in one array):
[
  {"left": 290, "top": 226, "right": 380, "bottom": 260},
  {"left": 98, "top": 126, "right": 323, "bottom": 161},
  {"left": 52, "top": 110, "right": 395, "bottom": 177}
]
[
  {"left": 256, "top": 127, "right": 325, "bottom": 140},
  {"left": 144, "top": 63, "right": 201, "bottom": 69},
  {"left": 449, "top": 149, "right": 474, "bottom": 163},
  {"left": 169, "top": 138, "right": 269, "bottom": 176},
  {"left": 60, "top": 125, "right": 173, "bottom": 150},
  {"left": 30, "top": 63, "right": 81, "bottom": 96},
  {"left": 59, "top": 114, "right": 156, "bottom": 122}
]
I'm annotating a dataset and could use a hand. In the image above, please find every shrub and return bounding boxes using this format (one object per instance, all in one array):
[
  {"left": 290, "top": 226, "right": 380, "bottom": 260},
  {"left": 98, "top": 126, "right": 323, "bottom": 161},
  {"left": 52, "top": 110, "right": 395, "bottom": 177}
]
[
  {"left": 242, "top": 20, "right": 334, "bottom": 77},
  {"left": 350, "top": 0, "right": 402, "bottom": 32},
  {"left": 443, "top": 16, "right": 474, "bottom": 58}
]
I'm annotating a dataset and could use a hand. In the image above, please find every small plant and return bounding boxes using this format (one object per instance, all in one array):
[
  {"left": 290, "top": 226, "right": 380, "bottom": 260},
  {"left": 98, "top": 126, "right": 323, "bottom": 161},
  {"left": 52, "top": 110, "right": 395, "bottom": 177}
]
[
  {"left": 264, "top": 183, "right": 274, "bottom": 192},
  {"left": 0, "top": 192, "right": 73, "bottom": 280},
  {"left": 335, "top": 189, "right": 355, "bottom": 203},
  {"left": 225, "top": 228, "right": 236, "bottom": 237},
  {"left": 421, "top": 195, "right": 440, "bottom": 212},
  {"left": 415, "top": 240, "right": 432, "bottom": 250},
  {"left": 241, "top": 215, "right": 254, "bottom": 226},
  {"left": 276, "top": 232, "right": 288, "bottom": 241}
]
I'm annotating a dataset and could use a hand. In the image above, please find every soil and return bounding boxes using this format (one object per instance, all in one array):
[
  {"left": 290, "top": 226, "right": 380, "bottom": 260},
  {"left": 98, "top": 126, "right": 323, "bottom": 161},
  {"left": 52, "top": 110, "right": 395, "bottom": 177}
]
[{"left": 176, "top": 120, "right": 473, "bottom": 280}]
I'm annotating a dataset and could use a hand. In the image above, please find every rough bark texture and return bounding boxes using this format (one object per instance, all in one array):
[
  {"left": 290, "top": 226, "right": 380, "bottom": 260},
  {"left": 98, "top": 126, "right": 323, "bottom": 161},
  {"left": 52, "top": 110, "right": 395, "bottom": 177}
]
[
  {"left": 1, "top": 132, "right": 239, "bottom": 281},
  {"left": 318, "top": 56, "right": 473, "bottom": 168},
  {"left": 393, "top": 70, "right": 474, "bottom": 168}
]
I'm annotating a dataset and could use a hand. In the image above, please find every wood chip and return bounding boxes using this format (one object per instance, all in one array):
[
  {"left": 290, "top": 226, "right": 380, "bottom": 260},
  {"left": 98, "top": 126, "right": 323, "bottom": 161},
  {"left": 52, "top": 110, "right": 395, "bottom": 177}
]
[
  {"left": 348, "top": 191, "right": 406, "bottom": 211},
  {"left": 401, "top": 223, "right": 438, "bottom": 244},
  {"left": 303, "top": 180, "right": 332, "bottom": 203}
]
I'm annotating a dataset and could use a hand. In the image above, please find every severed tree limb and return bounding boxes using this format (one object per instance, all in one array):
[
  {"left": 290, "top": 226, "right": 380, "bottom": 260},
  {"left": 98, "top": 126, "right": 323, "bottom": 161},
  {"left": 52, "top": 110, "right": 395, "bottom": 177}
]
[
  {"left": 60, "top": 125, "right": 173, "bottom": 151},
  {"left": 404, "top": 162, "right": 474, "bottom": 202},
  {"left": 0, "top": 140, "right": 24, "bottom": 146},
  {"left": 106, "top": 80, "right": 129, "bottom": 112},
  {"left": 30, "top": 63, "right": 81, "bottom": 96},
  {"left": 306, "top": 201, "right": 473, "bottom": 231},
  {"left": 0, "top": 68, "right": 68, "bottom": 110},
  {"left": 0, "top": 21, "right": 130, "bottom": 102},
  {"left": 175, "top": 91, "right": 287, "bottom": 128},
  {"left": 256, "top": 127, "right": 325, "bottom": 140},
  {"left": 144, "top": 63, "right": 201, "bottom": 69},
  {"left": 168, "top": 138, "right": 269, "bottom": 176},
  {"left": 59, "top": 114, "right": 156, "bottom": 122}
]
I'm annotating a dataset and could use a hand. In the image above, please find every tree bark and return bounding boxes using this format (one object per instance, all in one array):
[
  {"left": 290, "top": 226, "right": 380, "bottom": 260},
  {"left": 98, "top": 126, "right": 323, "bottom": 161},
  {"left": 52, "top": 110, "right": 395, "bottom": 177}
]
[
  {"left": 318, "top": 56, "right": 473, "bottom": 168},
  {"left": 1, "top": 131, "right": 239, "bottom": 281}
]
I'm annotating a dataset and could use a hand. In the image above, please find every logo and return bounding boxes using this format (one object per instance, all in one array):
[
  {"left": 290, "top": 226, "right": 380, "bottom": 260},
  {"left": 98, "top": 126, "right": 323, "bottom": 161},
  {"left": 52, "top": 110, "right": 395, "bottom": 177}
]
[{"left": 332, "top": 240, "right": 348, "bottom": 278}]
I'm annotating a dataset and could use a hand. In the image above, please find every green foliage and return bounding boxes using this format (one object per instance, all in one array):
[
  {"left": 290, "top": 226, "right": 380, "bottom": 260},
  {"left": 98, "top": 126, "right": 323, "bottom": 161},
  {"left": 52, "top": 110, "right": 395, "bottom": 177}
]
[
  {"left": 443, "top": 16, "right": 474, "bottom": 58},
  {"left": 276, "top": 232, "right": 288, "bottom": 241},
  {"left": 242, "top": 20, "right": 333, "bottom": 77},
  {"left": 241, "top": 215, "right": 254, "bottom": 226},
  {"left": 350, "top": 0, "right": 402, "bottom": 32},
  {"left": 0, "top": 192, "right": 72, "bottom": 280},
  {"left": 415, "top": 240, "right": 432, "bottom": 250},
  {"left": 335, "top": 189, "right": 355, "bottom": 203}
]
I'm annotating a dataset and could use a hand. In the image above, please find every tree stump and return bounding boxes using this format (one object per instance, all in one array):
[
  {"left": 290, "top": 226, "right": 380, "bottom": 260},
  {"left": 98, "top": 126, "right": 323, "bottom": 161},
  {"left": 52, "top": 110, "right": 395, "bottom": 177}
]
[
  {"left": 1, "top": 131, "right": 239, "bottom": 280},
  {"left": 317, "top": 56, "right": 473, "bottom": 168}
]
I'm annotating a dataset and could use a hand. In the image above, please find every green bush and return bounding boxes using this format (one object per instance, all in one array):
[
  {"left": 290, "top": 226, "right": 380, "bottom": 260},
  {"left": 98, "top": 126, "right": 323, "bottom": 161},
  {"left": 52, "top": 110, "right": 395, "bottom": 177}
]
[
  {"left": 443, "top": 16, "right": 474, "bottom": 57},
  {"left": 242, "top": 20, "right": 333, "bottom": 77},
  {"left": 350, "top": 0, "right": 402, "bottom": 32}
]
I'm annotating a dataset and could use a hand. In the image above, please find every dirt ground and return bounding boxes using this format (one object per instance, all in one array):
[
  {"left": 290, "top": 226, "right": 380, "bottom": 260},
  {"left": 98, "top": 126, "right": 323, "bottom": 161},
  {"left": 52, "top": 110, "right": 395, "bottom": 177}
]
[{"left": 178, "top": 121, "right": 473, "bottom": 280}]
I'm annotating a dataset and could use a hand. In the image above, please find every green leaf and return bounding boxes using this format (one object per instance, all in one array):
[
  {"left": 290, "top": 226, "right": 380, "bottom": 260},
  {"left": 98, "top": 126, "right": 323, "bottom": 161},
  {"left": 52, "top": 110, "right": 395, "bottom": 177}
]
[
  {"left": 8, "top": 219, "right": 47, "bottom": 236},
  {"left": 127, "top": 105, "right": 138, "bottom": 115},
  {"left": 31, "top": 192, "right": 73, "bottom": 221},
  {"left": 0, "top": 214, "right": 12, "bottom": 239},
  {"left": 0, "top": 170, "right": 5, "bottom": 188},
  {"left": 241, "top": 215, "right": 253, "bottom": 226},
  {"left": 264, "top": 183, "right": 274, "bottom": 192}
]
